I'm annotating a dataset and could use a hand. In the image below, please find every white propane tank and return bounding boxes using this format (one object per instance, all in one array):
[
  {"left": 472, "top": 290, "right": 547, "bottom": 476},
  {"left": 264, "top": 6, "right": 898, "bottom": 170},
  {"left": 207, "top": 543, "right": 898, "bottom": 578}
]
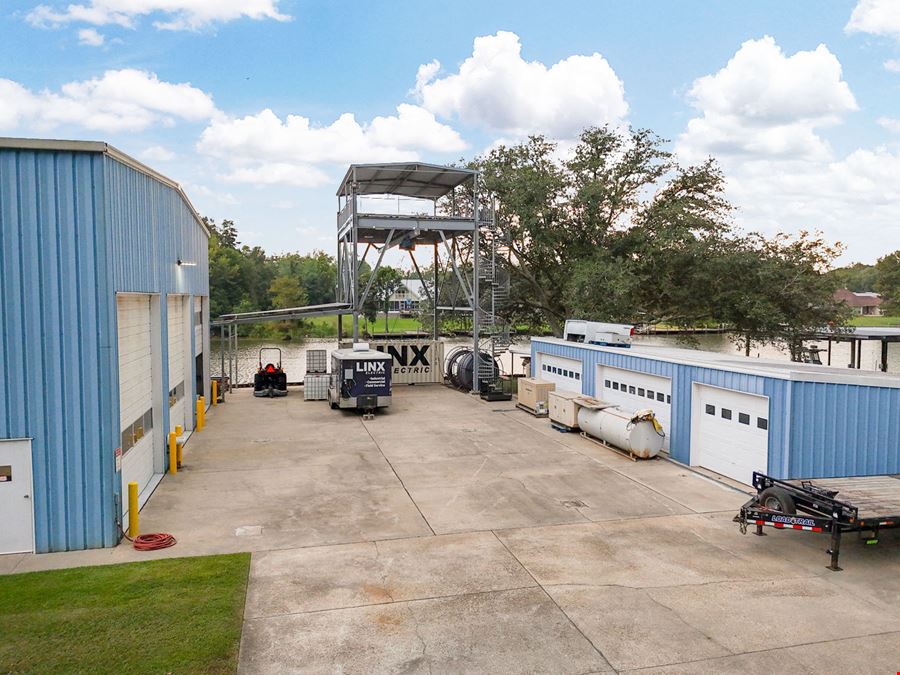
[{"left": 576, "top": 406, "right": 664, "bottom": 459}]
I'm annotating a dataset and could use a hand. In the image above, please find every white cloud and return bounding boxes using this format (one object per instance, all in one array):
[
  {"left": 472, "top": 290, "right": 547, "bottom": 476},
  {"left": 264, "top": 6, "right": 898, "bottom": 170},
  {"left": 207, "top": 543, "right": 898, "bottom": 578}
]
[
  {"left": 77, "top": 27, "right": 104, "bottom": 45},
  {"left": 877, "top": 117, "right": 900, "bottom": 134},
  {"left": 140, "top": 145, "right": 176, "bottom": 161},
  {"left": 27, "top": 0, "right": 289, "bottom": 31},
  {"left": 678, "top": 36, "right": 856, "bottom": 164},
  {"left": 414, "top": 31, "right": 628, "bottom": 138},
  {"left": 676, "top": 36, "right": 899, "bottom": 263},
  {"left": 846, "top": 0, "right": 900, "bottom": 42},
  {"left": 196, "top": 104, "right": 467, "bottom": 187},
  {"left": 184, "top": 183, "right": 239, "bottom": 205},
  {"left": 724, "top": 150, "right": 900, "bottom": 262},
  {"left": 222, "top": 163, "right": 331, "bottom": 187},
  {"left": 885, "top": 58, "right": 900, "bottom": 73},
  {"left": 0, "top": 69, "right": 218, "bottom": 133}
]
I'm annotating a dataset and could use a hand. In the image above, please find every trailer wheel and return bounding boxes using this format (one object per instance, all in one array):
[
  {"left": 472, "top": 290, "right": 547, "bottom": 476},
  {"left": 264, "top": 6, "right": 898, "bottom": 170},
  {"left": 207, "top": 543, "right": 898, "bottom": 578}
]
[{"left": 759, "top": 487, "right": 796, "bottom": 514}]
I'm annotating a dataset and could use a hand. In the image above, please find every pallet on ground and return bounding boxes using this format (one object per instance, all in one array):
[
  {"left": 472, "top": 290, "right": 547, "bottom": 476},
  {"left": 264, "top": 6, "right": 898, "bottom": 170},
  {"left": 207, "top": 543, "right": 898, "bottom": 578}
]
[{"left": 516, "top": 402, "right": 549, "bottom": 417}]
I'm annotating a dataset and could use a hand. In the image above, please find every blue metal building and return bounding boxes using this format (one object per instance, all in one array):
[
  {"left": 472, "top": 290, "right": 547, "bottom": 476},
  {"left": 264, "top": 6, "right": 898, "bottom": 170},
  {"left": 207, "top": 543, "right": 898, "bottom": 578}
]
[
  {"left": 532, "top": 337, "right": 900, "bottom": 484},
  {"left": 0, "top": 138, "right": 209, "bottom": 554}
]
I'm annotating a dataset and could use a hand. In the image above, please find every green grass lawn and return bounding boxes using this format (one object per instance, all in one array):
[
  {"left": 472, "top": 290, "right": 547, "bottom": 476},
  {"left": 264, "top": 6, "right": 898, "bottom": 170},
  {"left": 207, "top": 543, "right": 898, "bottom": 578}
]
[
  {"left": 0, "top": 553, "right": 250, "bottom": 674},
  {"left": 848, "top": 315, "right": 900, "bottom": 327},
  {"left": 303, "top": 314, "right": 425, "bottom": 336}
]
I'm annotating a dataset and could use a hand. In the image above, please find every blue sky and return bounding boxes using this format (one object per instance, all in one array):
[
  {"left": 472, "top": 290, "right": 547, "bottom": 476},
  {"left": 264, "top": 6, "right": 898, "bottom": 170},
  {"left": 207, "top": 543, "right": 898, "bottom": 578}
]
[{"left": 2, "top": 0, "right": 900, "bottom": 264}]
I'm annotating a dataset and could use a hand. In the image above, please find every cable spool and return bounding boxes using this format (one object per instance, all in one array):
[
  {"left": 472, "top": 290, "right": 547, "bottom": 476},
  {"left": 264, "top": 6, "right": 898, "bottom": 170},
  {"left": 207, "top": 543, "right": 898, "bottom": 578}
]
[{"left": 445, "top": 348, "right": 499, "bottom": 391}]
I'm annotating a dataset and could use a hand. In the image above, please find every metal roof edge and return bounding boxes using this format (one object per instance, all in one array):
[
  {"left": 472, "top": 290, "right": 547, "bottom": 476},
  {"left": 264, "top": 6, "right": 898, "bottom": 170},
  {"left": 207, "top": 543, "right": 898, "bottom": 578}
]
[
  {"left": 336, "top": 161, "right": 478, "bottom": 196},
  {"left": 103, "top": 144, "right": 210, "bottom": 238},
  {"left": 0, "top": 137, "right": 209, "bottom": 238},
  {"left": 531, "top": 336, "right": 900, "bottom": 388}
]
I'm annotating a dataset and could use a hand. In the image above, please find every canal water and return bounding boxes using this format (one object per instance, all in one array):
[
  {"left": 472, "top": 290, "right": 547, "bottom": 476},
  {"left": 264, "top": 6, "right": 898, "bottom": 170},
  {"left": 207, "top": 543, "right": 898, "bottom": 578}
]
[{"left": 213, "top": 332, "right": 900, "bottom": 385}]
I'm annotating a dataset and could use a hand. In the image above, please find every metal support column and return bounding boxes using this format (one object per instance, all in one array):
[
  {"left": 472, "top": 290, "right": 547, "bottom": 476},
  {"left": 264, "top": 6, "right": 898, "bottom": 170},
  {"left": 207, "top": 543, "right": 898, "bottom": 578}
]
[
  {"left": 433, "top": 241, "right": 439, "bottom": 341},
  {"left": 351, "top": 168, "right": 360, "bottom": 342},
  {"left": 881, "top": 340, "right": 889, "bottom": 373},
  {"left": 472, "top": 174, "right": 480, "bottom": 393},
  {"left": 827, "top": 338, "right": 832, "bottom": 366}
]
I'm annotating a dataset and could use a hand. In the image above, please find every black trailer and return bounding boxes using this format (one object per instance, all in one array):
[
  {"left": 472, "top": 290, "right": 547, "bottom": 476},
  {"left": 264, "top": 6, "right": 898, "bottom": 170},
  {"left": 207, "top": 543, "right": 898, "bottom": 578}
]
[{"left": 736, "top": 471, "right": 900, "bottom": 571}]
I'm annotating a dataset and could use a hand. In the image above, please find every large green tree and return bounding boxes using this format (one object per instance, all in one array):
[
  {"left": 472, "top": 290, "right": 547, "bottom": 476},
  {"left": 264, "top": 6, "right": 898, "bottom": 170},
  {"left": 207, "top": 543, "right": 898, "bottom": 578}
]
[
  {"left": 874, "top": 251, "right": 900, "bottom": 314},
  {"left": 473, "top": 126, "right": 847, "bottom": 347}
]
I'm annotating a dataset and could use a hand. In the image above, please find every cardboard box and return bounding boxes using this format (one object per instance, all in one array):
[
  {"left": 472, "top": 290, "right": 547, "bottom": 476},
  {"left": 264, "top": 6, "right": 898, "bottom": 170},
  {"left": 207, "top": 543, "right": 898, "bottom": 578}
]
[
  {"left": 549, "top": 389, "right": 583, "bottom": 428},
  {"left": 517, "top": 377, "right": 556, "bottom": 411}
]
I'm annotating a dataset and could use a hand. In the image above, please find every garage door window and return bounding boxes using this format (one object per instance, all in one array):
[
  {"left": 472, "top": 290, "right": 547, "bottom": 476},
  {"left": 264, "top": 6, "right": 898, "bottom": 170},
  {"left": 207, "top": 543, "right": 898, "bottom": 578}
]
[
  {"left": 656, "top": 392, "right": 664, "bottom": 402},
  {"left": 721, "top": 408, "right": 732, "bottom": 420},
  {"left": 705, "top": 404, "right": 715, "bottom": 415},
  {"left": 168, "top": 382, "right": 184, "bottom": 408},
  {"left": 757, "top": 417, "right": 768, "bottom": 430},
  {"left": 121, "top": 409, "right": 153, "bottom": 454},
  {"left": 738, "top": 412, "right": 750, "bottom": 425}
]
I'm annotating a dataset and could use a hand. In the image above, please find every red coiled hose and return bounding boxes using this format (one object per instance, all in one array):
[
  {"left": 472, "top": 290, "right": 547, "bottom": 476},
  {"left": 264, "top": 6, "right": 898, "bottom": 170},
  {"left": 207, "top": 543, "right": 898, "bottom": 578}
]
[{"left": 129, "top": 532, "right": 177, "bottom": 551}]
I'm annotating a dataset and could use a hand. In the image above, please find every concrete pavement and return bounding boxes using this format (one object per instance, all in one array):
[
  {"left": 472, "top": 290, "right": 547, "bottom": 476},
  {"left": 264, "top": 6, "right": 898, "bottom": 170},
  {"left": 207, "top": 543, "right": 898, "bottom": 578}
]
[{"left": 5, "top": 385, "right": 899, "bottom": 673}]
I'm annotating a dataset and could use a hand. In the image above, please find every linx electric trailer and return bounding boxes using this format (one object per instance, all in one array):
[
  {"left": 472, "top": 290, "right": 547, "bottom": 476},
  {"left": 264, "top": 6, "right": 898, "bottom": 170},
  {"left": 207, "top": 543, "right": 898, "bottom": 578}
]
[
  {"left": 736, "top": 471, "right": 900, "bottom": 571},
  {"left": 328, "top": 345, "right": 393, "bottom": 416}
]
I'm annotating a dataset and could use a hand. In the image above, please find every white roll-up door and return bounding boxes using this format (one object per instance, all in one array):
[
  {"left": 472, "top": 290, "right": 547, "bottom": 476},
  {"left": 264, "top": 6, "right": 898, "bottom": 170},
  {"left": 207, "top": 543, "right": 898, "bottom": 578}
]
[
  {"left": 117, "top": 295, "right": 156, "bottom": 518},
  {"left": 692, "top": 384, "right": 769, "bottom": 484},
  {"left": 535, "top": 353, "right": 583, "bottom": 392},
  {"left": 167, "top": 295, "right": 186, "bottom": 432},
  {"left": 597, "top": 365, "right": 672, "bottom": 449}
]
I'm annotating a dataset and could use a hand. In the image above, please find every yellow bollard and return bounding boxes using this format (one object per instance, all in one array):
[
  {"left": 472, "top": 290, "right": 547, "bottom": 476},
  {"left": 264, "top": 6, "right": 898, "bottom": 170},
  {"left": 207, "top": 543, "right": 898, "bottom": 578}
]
[
  {"left": 128, "top": 481, "right": 139, "bottom": 538},
  {"left": 174, "top": 424, "right": 184, "bottom": 468},
  {"left": 212, "top": 379, "right": 219, "bottom": 406},
  {"left": 198, "top": 396, "right": 206, "bottom": 430},
  {"left": 168, "top": 431, "right": 177, "bottom": 474}
]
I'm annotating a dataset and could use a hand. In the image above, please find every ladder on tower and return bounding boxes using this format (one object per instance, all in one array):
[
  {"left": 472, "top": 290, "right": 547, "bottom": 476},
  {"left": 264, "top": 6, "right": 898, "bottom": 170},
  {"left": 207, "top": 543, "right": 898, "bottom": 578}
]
[{"left": 476, "top": 205, "right": 512, "bottom": 400}]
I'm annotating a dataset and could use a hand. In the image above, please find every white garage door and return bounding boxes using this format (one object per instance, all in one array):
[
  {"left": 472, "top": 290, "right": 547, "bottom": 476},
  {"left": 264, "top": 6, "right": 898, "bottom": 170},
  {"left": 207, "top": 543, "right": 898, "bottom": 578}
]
[
  {"left": 117, "top": 295, "right": 156, "bottom": 518},
  {"left": 536, "top": 353, "right": 583, "bottom": 392},
  {"left": 597, "top": 365, "right": 672, "bottom": 449},
  {"left": 168, "top": 295, "right": 186, "bottom": 433},
  {"left": 693, "top": 384, "right": 769, "bottom": 485}
]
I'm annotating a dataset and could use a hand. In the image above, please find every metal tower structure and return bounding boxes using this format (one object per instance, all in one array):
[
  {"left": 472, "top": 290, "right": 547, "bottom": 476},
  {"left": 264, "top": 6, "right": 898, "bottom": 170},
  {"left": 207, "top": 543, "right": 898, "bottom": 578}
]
[{"left": 336, "top": 162, "right": 509, "bottom": 393}]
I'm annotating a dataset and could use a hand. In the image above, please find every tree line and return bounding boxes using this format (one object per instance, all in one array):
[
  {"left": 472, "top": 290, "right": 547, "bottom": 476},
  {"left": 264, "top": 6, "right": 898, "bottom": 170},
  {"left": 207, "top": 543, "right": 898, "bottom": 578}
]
[
  {"left": 827, "top": 256, "right": 900, "bottom": 314},
  {"left": 206, "top": 218, "right": 408, "bottom": 336}
]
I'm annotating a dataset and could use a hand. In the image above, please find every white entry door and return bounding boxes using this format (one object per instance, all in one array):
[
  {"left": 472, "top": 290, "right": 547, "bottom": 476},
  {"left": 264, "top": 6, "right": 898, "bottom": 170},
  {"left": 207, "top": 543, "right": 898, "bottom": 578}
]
[
  {"left": 0, "top": 439, "right": 35, "bottom": 554},
  {"left": 117, "top": 294, "right": 157, "bottom": 519},
  {"left": 692, "top": 384, "right": 769, "bottom": 484},
  {"left": 536, "top": 354, "right": 583, "bottom": 392},
  {"left": 167, "top": 295, "right": 187, "bottom": 432},
  {"left": 597, "top": 365, "right": 672, "bottom": 449}
]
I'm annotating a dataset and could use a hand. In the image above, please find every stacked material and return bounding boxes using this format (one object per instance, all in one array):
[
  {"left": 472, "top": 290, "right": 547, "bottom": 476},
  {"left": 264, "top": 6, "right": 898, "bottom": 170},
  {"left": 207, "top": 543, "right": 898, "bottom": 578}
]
[{"left": 304, "top": 373, "right": 329, "bottom": 401}]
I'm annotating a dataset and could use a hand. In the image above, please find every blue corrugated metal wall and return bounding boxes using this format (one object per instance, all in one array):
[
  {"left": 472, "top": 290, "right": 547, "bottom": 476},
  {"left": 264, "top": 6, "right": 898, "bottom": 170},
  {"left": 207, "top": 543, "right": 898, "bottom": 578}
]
[
  {"left": 0, "top": 148, "right": 209, "bottom": 552},
  {"left": 104, "top": 156, "right": 209, "bottom": 442},
  {"left": 531, "top": 339, "right": 791, "bottom": 476},
  {"left": 0, "top": 149, "right": 119, "bottom": 552},
  {"left": 105, "top": 157, "right": 208, "bottom": 296},
  {"left": 789, "top": 381, "right": 900, "bottom": 478}
]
